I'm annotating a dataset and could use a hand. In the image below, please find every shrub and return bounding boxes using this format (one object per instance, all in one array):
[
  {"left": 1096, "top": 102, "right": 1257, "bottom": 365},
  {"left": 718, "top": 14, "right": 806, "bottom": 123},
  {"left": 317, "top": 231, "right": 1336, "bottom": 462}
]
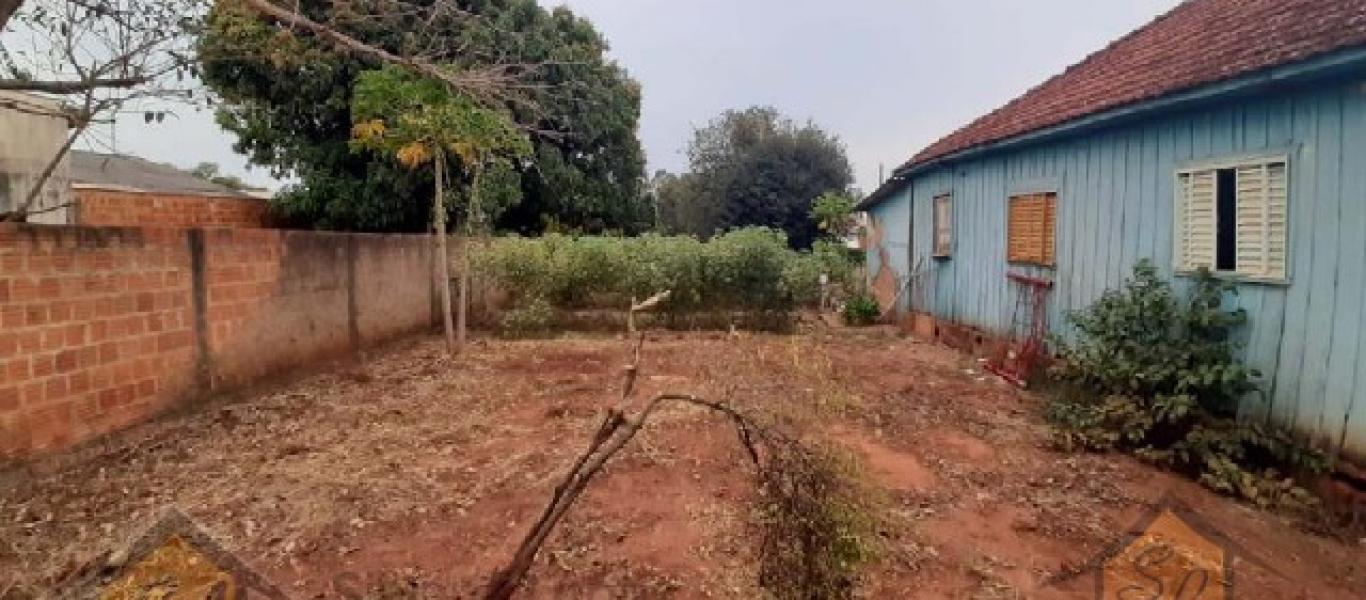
[
  {"left": 498, "top": 296, "right": 556, "bottom": 338},
  {"left": 473, "top": 227, "right": 855, "bottom": 321},
  {"left": 758, "top": 441, "right": 881, "bottom": 600},
  {"left": 1048, "top": 260, "right": 1326, "bottom": 509},
  {"left": 841, "top": 294, "right": 880, "bottom": 326}
]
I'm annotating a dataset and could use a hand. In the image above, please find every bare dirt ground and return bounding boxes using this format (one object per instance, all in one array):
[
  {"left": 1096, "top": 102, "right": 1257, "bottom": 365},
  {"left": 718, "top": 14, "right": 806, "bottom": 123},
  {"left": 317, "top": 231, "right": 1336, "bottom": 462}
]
[{"left": 1, "top": 328, "right": 1363, "bottom": 599}]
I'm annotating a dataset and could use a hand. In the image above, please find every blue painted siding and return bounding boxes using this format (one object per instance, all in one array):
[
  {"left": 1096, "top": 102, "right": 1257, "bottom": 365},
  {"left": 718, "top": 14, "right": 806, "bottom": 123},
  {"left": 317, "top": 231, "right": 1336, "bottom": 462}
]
[
  {"left": 865, "top": 186, "right": 912, "bottom": 312},
  {"left": 874, "top": 78, "right": 1366, "bottom": 460}
]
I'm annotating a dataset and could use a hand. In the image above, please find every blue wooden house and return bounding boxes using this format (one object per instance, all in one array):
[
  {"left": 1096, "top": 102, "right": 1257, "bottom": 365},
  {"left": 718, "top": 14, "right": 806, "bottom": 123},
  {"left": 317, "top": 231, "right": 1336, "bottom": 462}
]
[{"left": 858, "top": 0, "right": 1366, "bottom": 461}]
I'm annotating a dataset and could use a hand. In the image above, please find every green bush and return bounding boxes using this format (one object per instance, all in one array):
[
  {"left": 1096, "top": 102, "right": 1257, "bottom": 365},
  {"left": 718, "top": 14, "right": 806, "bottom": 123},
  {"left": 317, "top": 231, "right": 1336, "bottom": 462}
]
[
  {"left": 1048, "top": 260, "right": 1325, "bottom": 509},
  {"left": 473, "top": 227, "right": 855, "bottom": 320},
  {"left": 841, "top": 294, "right": 879, "bottom": 326},
  {"left": 498, "top": 296, "right": 557, "bottom": 338}
]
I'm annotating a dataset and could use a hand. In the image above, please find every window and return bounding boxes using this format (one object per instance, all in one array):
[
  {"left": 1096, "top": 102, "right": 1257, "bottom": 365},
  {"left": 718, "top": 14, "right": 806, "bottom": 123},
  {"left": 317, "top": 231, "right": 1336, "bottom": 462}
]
[
  {"left": 1007, "top": 192, "right": 1057, "bottom": 266},
  {"left": 1175, "top": 158, "right": 1287, "bottom": 280},
  {"left": 932, "top": 194, "right": 952, "bottom": 257}
]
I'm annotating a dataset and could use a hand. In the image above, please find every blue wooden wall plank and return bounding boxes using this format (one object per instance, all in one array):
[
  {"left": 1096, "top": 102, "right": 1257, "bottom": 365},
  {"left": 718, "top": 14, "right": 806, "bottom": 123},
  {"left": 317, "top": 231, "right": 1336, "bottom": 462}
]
[
  {"left": 1270, "top": 92, "right": 1320, "bottom": 432},
  {"left": 1296, "top": 89, "right": 1342, "bottom": 445},
  {"left": 1325, "top": 85, "right": 1366, "bottom": 457}
]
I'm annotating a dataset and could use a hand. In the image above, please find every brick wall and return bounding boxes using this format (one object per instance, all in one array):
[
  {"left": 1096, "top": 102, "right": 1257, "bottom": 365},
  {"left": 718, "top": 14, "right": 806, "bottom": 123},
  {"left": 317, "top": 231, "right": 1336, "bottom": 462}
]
[
  {"left": 0, "top": 224, "right": 437, "bottom": 459},
  {"left": 74, "top": 188, "right": 270, "bottom": 229}
]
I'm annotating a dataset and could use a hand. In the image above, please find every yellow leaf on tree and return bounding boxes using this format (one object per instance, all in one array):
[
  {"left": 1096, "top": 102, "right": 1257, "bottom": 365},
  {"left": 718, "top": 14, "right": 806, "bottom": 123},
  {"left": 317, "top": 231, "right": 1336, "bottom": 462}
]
[
  {"left": 351, "top": 119, "right": 387, "bottom": 141},
  {"left": 396, "top": 142, "right": 432, "bottom": 168}
]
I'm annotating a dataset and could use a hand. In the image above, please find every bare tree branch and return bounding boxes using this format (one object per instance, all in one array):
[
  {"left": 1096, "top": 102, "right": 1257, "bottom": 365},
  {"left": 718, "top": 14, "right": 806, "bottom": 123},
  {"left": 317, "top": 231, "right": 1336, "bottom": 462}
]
[
  {"left": 237, "top": 0, "right": 535, "bottom": 106},
  {"left": 0, "top": 76, "right": 147, "bottom": 93}
]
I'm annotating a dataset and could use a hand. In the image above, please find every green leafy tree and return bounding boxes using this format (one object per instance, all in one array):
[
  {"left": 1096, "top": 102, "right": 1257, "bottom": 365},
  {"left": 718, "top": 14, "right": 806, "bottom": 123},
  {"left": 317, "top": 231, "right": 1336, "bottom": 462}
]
[
  {"left": 810, "top": 191, "right": 857, "bottom": 240},
  {"left": 350, "top": 66, "right": 531, "bottom": 352},
  {"left": 198, "top": 0, "right": 647, "bottom": 234},
  {"left": 190, "top": 162, "right": 249, "bottom": 191},
  {"left": 658, "top": 107, "right": 853, "bottom": 249}
]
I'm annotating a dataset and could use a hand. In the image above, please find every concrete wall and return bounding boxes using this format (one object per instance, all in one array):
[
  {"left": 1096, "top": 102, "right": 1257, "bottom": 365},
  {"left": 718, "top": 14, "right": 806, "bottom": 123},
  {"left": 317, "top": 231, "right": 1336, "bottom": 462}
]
[
  {"left": 873, "top": 76, "right": 1366, "bottom": 461},
  {"left": 74, "top": 188, "right": 270, "bottom": 229},
  {"left": 0, "top": 92, "right": 72, "bottom": 223},
  {"left": 0, "top": 224, "right": 437, "bottom": 458}
]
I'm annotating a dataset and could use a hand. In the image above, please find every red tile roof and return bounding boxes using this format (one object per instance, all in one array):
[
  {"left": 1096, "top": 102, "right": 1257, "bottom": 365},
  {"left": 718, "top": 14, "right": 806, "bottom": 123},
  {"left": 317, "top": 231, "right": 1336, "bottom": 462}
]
[{"left": 899, "top": 0, "right": 1366, "bottom": 172}]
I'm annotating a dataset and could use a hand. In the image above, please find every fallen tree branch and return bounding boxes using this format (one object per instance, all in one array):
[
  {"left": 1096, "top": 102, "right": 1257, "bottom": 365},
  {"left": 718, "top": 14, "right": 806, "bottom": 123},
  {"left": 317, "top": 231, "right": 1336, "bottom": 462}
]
[{"left": 483, "top": 331, "right": 762, "bottom": 600}]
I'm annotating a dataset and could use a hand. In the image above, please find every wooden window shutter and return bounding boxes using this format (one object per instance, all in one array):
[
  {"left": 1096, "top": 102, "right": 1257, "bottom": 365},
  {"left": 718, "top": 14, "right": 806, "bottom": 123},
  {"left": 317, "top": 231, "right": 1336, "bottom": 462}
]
[
  {"left": 1234, "top": 164, "right": 1268, "bottom": 276},
  {"left": 1043, "top": 193, "right": 1057, "bottom": 265},
  {"left": 1007, "top": 192, "right": 1056, "bottom": 266},
  {"left": 1263, "top": 162, "right": 1288, "bottom": 280},
  {"left": 1176, "top": 170, "right": 1216, "bottom": 271},
  {"left": 933, "top": 194, "right": 952, "bottom": 257}
]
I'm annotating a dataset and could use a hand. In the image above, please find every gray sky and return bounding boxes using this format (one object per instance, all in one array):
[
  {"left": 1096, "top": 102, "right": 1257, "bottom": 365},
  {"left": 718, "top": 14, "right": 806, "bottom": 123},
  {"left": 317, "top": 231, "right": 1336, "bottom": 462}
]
[{"left": 88, "top": 0, "right": 1181, "bottom": 194}]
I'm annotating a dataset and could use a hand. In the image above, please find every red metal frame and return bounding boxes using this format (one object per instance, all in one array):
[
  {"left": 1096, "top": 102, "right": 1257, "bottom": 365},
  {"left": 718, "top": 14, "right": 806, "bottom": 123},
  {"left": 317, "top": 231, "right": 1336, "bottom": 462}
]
[{"left": 986, "top": 273, "right": 1053, "bottom": 388}]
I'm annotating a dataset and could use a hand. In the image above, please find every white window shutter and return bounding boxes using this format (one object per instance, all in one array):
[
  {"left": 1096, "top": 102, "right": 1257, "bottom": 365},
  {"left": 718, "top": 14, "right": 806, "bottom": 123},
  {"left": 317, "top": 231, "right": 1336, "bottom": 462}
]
[
  {"left": 1234, "top": 162, "right": 1288, "bottom": 279},
  {"left": 1178, "top": 170, "right": 1216, "bottom": 271},
  {"left": 1235, "top": 164, "right": 1268, "bottom": 276},
  {"left": 1264, "top": 162, "right": 1288, "bottom": 280}
]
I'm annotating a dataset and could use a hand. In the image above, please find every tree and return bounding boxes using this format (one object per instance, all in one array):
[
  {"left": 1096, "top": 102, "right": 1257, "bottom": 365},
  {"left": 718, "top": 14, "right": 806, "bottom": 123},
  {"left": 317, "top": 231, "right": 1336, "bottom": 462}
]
[
  {"left": 350, "top": 66, "right": 532, "bottom": 354},
  {"left": 658, "top": 107, "right": 853, "bottom": 249},
  {"left": 198, "top": 0, "right": 647, "bottom": 234},
  {"left": 809, "top": 191, "right": 857, "bottom": 241},
  {"left": 190, "top": 162, "right": 248, "bottom": 190}
]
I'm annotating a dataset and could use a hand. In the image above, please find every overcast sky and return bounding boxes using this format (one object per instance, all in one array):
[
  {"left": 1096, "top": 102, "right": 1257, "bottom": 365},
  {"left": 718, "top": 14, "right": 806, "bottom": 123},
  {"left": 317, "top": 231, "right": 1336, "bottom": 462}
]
[{"left": 84, "top": 0, "right": 1182, "bottom": 194}]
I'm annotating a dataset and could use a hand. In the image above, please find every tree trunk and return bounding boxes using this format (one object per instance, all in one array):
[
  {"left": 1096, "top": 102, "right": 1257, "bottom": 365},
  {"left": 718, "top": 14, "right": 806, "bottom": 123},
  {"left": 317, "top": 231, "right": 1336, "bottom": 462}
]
[
  {"left": 457, "top": 167, "right": 479, "bottom": 349},
  {"left": 434, "top": 147, "right": 456, "bottom": 354}
]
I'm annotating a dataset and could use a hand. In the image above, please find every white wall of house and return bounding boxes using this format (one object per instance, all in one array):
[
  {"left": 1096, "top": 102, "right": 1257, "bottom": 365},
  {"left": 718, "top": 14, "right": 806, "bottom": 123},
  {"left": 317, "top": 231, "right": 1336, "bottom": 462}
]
[{"left": 0, "top": 91, "right": 73, "bottom": 223}]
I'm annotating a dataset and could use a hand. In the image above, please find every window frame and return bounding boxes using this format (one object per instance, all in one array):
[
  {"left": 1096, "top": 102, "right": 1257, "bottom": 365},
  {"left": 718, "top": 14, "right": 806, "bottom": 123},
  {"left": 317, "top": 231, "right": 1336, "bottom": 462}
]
[
  {"left": 932, "top": 193, "right": 953, "bottom": 259},
  {"left": 1006, "top": 191, "right": 1057, "bottom": 267},
  {"left": 1173, "top": 152, "right": 1291, "bottom": 285}
]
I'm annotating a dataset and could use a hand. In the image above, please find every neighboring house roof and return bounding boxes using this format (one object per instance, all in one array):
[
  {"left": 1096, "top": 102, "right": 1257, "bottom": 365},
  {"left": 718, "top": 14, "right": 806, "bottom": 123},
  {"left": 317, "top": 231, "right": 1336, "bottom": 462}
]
[
  {"left": 896, "top": 0, "right": 1366, "bottom": 175},
  {"left": 69, "top": 151, "right": 256, "bottom": 199}
]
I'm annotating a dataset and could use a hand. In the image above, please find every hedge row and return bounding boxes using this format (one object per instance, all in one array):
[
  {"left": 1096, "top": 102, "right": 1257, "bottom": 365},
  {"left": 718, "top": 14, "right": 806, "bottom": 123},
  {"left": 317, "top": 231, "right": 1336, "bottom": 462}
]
[{"left": 472, "top": 227, "right": 855, "bottom": 315}]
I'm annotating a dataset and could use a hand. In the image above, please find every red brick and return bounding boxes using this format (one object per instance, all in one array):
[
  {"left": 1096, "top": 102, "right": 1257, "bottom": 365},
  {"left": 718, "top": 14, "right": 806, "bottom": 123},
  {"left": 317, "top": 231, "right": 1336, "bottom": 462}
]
[
  {"left": 19, "top": 381, "right": 43, "bottom": 405},
  {"left": 45, "top": 377, "right": 68, "bottom": 401},
  {"left": 63, "top": 323, "right": 87, "bottom": 345},
  {"left": 91, "top": 320, "right": 109, "bottom": 342},
  {"left": 31, "top": 354, "right": 54, "bottom": 378},
  {"left": 48, "top": 301, "right": 72, "bottom": 323},
  {"left": 97, "top": 387, "right": 121, "bottom": 410},
  {"left": 4, "top": 357, "right": 28, "bottom": 380},
  {"left": 27, "top": 403, "right": 72, "bottom": 449},
  {"left": 69, "top": 371, "right": 91, "bottom": 394},
  {"left": 0, "top": 305, "right": 23, "bottom": 328},
  {"left": 16, "top": 330, "right": 41, "bottom": 354},
  {"left": 54, "top": 349, "right": 79, "bottom": 373},
  {"left": 0, "top": 387, "right": 17, "bottom": 412},
  {"left": 23, "top": 305, "right": 47, "bottom": 326},
  {"left": 97, "top": 341, "right": 119, "bottom": 364}
]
